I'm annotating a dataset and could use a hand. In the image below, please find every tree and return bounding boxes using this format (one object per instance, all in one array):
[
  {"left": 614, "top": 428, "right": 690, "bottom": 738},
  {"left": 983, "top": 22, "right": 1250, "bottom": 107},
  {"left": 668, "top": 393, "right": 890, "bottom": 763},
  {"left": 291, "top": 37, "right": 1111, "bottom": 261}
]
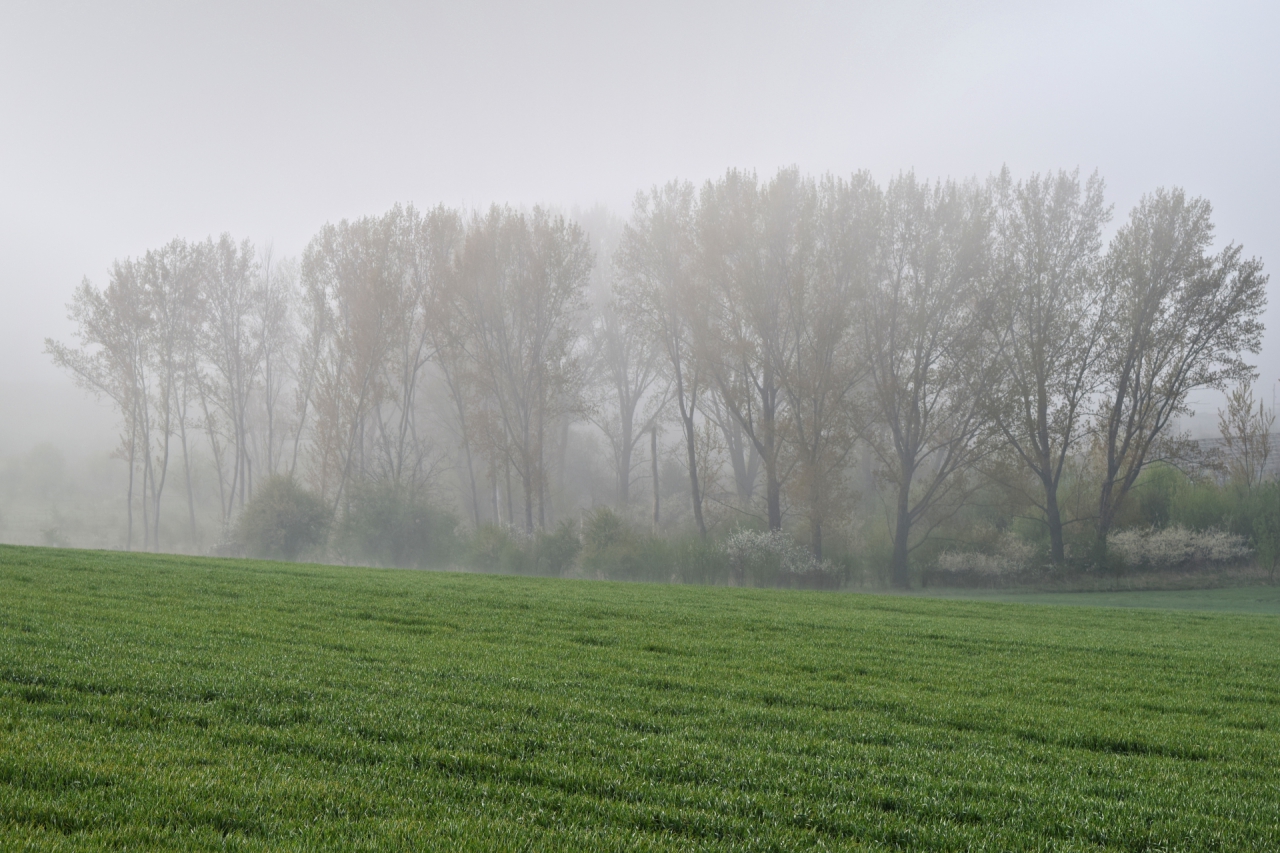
[
  {"left": 199, "top": 234, "right": 264, "bottom": 529},
  {"left": 1096, "top": 189, "right": 1267, "bottom": 543},
  {"left": 989, "top": 169, "right": 1111, "bottom": 563},
  {"left": 697, "top": 168, "right": 801, "bottom": 534},
  {"left": 697, "top": 390, "right": 760, "bottom": 509},
  {"left": 237, "top": 474, "right": 329, "bottom": 561},
  {"left": 253, "top": 247, "right": 297, "bottom": 481},
  {"left": 428, "top": 269, "right": 486, "bottom": 527},
  {"left": 413, "top": 206, "right": 482, "bottom": 526},
  {"left": 1217, "top": 382, "right": 1274, "bottom": 490},
  {"left": 587, "top": 295, "right": 669, "bottom": 509},
  {"left": 454, "top": 206, "right": 592, "bottom": 532},
  {"left": 780, "top": 172, "right": 878, "bottom": 559},
  {"left": 369, "top": 205, "right": 449, "bottom": 492},
  {"left": 46, "top": 263, "right": 151, "bottom": 549},
  {"left": 616, "top": 181, "right": 710, "bottom": 536},
  {"left": 580, "top": 206, "right": 669, "bottom": 512},
  {"left": 862, "top": 175, "right": 1005, "bottom": 588},
  {"left": 300, "top": 217, "right": 397, "bottom": 510},
  {"left": 140, "top": 239, "right": 205, "bottom": 548}
]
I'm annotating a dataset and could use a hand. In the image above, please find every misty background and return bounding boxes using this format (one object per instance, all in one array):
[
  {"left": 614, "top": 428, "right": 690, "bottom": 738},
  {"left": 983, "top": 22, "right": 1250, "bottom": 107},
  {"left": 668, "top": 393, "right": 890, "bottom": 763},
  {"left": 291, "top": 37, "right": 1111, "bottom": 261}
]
[{"left": 2, "top": 0, "right": 1277, "bottom": 556}]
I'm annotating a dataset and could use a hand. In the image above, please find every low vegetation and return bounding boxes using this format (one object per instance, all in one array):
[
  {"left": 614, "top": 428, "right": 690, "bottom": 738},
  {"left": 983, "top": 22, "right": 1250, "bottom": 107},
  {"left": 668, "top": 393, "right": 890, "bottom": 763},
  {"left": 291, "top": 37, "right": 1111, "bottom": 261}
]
[{"left": 3, "top": 544, "right": 1280, "bottom": 850}]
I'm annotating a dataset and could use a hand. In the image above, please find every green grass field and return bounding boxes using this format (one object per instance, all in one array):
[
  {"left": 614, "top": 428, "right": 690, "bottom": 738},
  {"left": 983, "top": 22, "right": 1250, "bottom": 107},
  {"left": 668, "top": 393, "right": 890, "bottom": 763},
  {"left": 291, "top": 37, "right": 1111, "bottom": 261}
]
[
  {"left": 916, "top": 584, "right": 1280, "bottom": 615},
  {"left": 2, "top": 545, "right": 1280, "bottom": 851}
]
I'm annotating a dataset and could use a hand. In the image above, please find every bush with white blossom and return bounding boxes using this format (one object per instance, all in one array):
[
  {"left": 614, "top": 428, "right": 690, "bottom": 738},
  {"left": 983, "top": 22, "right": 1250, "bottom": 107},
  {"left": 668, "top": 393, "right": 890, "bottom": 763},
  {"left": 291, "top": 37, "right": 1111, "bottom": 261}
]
[
  {"left": 722, "top": 529, "right": 835, "bottom": 586},
  {"left": 935, "top": 533, "right": 1039, "bottom": 576},
  {"left": 1108, "top": 525, "right": 1252, "bottom": 570}
]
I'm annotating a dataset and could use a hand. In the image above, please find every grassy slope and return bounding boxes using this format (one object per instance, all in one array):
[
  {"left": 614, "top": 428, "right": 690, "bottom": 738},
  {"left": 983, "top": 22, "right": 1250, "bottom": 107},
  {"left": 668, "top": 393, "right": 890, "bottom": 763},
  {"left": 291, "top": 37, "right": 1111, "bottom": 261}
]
[
  {"left": 2, "top": 545, "right": 1279, "bottom": 851},
  {"left": 915, "top": 585, "right": 1280, "bottom": 615}
]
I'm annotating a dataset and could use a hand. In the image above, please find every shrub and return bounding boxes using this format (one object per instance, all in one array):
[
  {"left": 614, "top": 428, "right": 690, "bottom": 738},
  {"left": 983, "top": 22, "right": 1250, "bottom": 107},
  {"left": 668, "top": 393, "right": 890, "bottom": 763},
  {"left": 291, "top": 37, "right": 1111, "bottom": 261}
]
[
  {"left": 334, "top": 481, "right": 456, "bottom": 569},
  {"left": 662, "top": 535, "right": 730, "bottom": 586},
  {"left": 464, "top": 524, "right": 532, "bottom": 574},
  {"left": 1170, "top": 479, "right": 1233, "bottom": 531},
  {"left": 1113, "top": 463, "right": 1183, "bottom": 530},
  {"left": 237, "top": 475, "right": 330, "bottom": 562},
  {"left": 1108, "top": 525, "right": 1252, "bottom": 571},
  {"left": 576, "top": 511, "right": 733, "bottom": 585},
  {"left": 533, "top": 520, "right": 581, "bottom": 577},
  {"left": 934, "top": 533, "right": 1039, "bottom": 577},
  {"left": 1233, "top": 482, "right": 1280, "bottom": 582},
  {"left": 722, "top": 528, "right": 838, "bottom": 588},
  {"left": 580, "top": 507, "right": 647, "bottom": 581}
]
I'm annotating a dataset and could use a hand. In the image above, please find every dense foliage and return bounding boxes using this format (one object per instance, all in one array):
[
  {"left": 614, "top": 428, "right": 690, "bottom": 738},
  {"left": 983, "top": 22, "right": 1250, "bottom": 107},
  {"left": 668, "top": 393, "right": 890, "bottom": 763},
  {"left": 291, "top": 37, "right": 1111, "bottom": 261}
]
[
  {"left": 332, "top": 481, "right": 457, "bottom": 569},
  {"left": 234, "top": 475, "right": 328, "bottom": 562}
]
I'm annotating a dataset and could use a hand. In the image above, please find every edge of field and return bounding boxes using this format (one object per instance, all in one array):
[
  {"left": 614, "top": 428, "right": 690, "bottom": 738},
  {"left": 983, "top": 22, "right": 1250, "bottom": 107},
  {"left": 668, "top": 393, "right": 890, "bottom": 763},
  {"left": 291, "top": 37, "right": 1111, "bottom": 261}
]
[
  {"left": 5, "top": 542, "right": 1279, "bottom": 616},
  {"left": 907, "top": 583, "right": 1280, "bottom": 614}
]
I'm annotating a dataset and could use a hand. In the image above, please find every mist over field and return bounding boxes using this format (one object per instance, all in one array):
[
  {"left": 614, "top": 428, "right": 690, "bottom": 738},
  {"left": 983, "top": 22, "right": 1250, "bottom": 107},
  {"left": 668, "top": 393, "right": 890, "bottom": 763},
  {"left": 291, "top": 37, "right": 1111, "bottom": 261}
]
[
  {"left": 2, "top": 1, "right": 1278, "bottom": 572},
  {"left": 9, "top": 7, "right": 1280, "bottom": 849}
]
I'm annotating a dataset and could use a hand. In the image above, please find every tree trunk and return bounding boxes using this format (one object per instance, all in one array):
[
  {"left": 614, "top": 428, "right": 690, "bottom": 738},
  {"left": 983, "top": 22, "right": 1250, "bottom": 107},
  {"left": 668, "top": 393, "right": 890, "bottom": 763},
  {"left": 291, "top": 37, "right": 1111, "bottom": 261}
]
[
  {"left": 179, "top": 413, "right": 197, "bottom": 547},
  {"left": 891, "top": 481, "right": 911, "bottom": 588},
  {"left": 682, "top": 410, "right": 706, "bottom": 537},
  {"left": 490, "top": 468, "right": 500, "bottom": 525},
  {"left": 720, "top": 416, "right": 755, "bottom": 504},
  {"left": 1044, "top": 477, "right": 1065, "bottom": 564},
  {"left": 522, "top": 458, "right": 534, "bottom": 534},
  {"left": 141, "top": 454, "right": 152, "bottom": 552},
  {"left": 618, "top": 434, "right": 633, "bottom": 508},
  {"left": 765, "top": 463, "right": 783, "bottom": 531},
  {"left": 462, "top": 436, "right": 480, "bottom": 528},
  {"left": 651, "top": 426, "right": 660, "bottom": 532},
  {"left": 504, "top": 459, "right": 514, "bottom": 528},
  {"left": 1096, "top": 473, "right": 1119, "bottom": 544},
  {"left": 125, "top": 427, "right": 136, "bottom": 551},
  {"left": 152, "top": 427, "right": 170, "bottom": 552}
]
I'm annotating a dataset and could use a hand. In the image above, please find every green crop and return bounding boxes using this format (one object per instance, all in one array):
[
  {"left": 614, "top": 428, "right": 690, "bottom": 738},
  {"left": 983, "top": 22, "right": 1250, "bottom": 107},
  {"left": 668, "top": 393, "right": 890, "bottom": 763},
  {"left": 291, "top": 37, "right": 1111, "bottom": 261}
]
[{"left": 2, "top": 544, "right": 1279, "bottom": 850}]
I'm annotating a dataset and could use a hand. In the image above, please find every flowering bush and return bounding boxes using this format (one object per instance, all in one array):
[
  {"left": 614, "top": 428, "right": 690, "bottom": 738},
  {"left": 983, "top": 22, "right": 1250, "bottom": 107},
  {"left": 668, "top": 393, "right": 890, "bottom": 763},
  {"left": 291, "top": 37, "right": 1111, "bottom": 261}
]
[
  {"left": 935, "top": 533, "right": 1039, "bottom": 577},
  {"left": 1108, "top": 525, "right": 1252, "bottom": 570},
  {"left": 722, "top": 529, "right": 837, "bottom": 588}
]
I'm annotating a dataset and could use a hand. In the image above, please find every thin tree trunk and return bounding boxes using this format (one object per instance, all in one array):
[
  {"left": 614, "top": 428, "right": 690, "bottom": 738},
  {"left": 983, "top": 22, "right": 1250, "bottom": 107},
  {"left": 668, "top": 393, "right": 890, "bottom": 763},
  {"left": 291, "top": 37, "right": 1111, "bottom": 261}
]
[
  {"left": 490, "top": 467, "right": 500, "bottom": 525},
  {"left": 651, "top": 426, "right": 660, "bottom": 532},
  {"left": 461, "top": 436, "right": 481, "bottom": 528},
  {"left": 141, "top": 397, "right": 154, "bottom": 551},
  {"left": 524, "top": 465, "right": 535, "bottom": 533},
  {"left": 455, "top": 390, "right": 482, "bottom": 527},
  {"left": 141, "top": 447, "right": 152, "bottom": 552},
  {"left": 125, "top": 426, "right": 136, "bottom": 551},
  {"left": 618, "top": 408, "right": 634, "bottom": 508},
  {"left": 762, "top": 379, "right": 782, "bottom": 531},
  {"left": 504, "top": 458, "right": 514, "bottom": 529},
  {"left": 682, "top": 408, "right": 706, "bottom": 537},
  {"left": 536, "top": 409, "right": 547, "bottom": 531},
  {"left": 152, "top": 427, "right": 170, "bottom": 551}
]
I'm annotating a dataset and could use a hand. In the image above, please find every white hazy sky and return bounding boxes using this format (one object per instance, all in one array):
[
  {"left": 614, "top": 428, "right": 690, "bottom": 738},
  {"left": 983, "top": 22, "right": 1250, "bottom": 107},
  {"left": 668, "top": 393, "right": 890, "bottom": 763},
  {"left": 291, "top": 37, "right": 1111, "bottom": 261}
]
[{"left": 2, "top": 0, "right": 1278, "bottom": 446}]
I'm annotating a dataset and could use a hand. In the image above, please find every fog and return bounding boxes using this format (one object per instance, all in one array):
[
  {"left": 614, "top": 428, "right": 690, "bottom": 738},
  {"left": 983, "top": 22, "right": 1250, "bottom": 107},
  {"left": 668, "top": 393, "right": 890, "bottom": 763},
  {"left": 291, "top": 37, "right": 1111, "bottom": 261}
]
[{"left": 2, "top": 0, "right": 1278, "bottom": 559}]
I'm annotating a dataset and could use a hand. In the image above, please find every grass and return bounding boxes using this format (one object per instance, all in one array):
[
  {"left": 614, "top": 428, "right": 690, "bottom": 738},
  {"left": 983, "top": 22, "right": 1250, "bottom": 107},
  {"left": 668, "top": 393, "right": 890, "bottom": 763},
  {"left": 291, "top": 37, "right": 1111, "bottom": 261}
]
[
  {"left": 2, "top": 545, "right": 1280, "bottom": 851},
  {"left": 915, "top": 584, "right": 1280, "bottom": 614}
]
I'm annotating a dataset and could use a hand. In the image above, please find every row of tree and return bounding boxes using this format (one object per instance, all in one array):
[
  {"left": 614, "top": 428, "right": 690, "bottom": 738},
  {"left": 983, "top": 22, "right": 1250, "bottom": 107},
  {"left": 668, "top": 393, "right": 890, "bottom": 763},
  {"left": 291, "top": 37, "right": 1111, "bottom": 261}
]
[{"left": 48, "top": 168, "right": 1267, "bottom": 586}]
